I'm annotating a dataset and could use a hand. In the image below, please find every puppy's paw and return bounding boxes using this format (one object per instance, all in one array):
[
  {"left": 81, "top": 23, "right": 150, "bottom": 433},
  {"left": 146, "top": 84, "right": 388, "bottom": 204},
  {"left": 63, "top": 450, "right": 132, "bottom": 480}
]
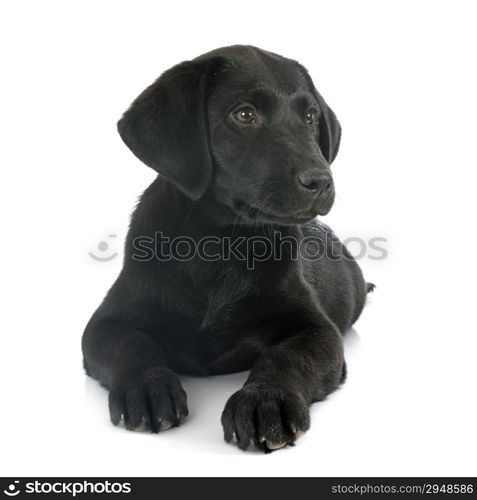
[
  {"left": 108, "top": 367, "right": 188, "bottom": 432},
  {"left": 221, "top": 383, "right": 310, "bottom": 453}
]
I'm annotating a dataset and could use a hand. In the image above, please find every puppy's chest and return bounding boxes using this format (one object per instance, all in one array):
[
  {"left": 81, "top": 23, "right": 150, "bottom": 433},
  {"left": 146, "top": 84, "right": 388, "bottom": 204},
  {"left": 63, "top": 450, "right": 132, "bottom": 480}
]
[
  {"left": 168, "top": 251, "right": 321, "bottom": 375},
  {"left": 196, "top": 256, "right": 317, "bottom": 331}
]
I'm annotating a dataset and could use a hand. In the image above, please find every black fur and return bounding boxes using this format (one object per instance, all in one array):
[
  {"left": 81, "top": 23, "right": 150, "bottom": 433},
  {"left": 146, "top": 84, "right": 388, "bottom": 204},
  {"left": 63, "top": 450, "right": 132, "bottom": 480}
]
[{"left": 82, "top": 45, "right": 371, "bottom": 452}]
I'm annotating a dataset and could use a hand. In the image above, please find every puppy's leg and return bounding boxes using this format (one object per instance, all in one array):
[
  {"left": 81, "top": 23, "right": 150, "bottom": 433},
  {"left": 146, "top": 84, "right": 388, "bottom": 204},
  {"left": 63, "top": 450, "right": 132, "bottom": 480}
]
[
  {"left": 82, "top": 319, "right": 188, "bottom": 432},
  {"left": 221, "top": 324, "right": 344, "bottom": 452}
]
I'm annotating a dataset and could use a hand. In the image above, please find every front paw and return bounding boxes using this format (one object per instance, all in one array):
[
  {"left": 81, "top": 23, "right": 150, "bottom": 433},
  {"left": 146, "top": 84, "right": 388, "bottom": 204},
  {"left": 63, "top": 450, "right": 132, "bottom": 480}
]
[
  {"left": 108, "top": 367, "right": 188, "bottom": 432},
  {"left": 221, "top": 383, "right": 310, "bottom": 452}
]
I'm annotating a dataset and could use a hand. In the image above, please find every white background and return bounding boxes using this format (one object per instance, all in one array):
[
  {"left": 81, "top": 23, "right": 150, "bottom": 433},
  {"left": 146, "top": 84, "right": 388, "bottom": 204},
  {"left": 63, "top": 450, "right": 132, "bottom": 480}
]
[{"left": 1, "top": 0, "right": 476, "bottom": 477}]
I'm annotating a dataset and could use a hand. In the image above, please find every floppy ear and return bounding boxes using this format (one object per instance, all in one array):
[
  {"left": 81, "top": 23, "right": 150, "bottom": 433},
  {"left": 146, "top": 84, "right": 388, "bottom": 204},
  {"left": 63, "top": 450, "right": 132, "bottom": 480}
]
[
  {"left": 117, "top": 57, "right": 225, "bottom": 200},
  {"left": 295, "top": 63, "right": 342, "bottom": 164},
  {"left": 314, "top": 89, "right": 342, "bottom": 165}
]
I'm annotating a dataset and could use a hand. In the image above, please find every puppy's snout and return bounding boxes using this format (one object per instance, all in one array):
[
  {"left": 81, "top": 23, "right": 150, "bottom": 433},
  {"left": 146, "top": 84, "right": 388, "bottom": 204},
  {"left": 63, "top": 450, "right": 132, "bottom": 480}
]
[{"left": 297, "top": 170, "right": 333, "bottom": 197}]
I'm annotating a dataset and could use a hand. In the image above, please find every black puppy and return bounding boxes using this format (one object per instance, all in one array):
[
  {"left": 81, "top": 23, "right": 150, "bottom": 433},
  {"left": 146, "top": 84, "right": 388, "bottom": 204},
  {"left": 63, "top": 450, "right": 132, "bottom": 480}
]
[{"left": 82, "top": 45, "right": 371, "bottom": 452}]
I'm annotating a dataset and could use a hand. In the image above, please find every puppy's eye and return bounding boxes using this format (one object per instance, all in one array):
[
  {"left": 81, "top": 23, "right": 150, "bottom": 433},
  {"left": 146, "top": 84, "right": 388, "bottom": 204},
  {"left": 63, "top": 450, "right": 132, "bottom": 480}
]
[
  {"left": 233, "top": 107, "right": 257, "bottom": 124},
  {"left": 306, "top": 110, "right": 316, "bottom": 125}
]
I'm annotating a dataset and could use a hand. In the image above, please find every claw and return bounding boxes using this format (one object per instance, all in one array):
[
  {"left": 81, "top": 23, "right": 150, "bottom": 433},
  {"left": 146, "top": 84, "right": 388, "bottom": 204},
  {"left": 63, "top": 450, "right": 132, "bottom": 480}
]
[
  {"left": 176, "top": 411, "right": 187, "bottom": 422},
  {"left": 116, "top": 414, "right": 126, "bottom": 428},
  {"left": 266, "top": 441, "right": 287, "bottom": 450},
  {"left": 158, "top": 419, "right": 173, "bottom": 431},
  {"left": 134, "top": 419, "right": 150, "bottom": 432}
]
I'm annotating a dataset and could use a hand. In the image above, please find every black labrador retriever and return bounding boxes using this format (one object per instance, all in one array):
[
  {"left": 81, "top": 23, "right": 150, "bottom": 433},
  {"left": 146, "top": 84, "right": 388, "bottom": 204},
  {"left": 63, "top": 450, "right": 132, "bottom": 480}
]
[{"left": 82, "top": 45, "right": 372, "bottom": 452}]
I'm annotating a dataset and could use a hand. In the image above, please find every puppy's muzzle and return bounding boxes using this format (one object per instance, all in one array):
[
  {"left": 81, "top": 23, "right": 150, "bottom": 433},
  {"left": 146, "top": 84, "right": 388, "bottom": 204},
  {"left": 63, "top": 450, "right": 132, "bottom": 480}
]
[{"left": 297, "top": 169, "right": 334, "bottom": 199}]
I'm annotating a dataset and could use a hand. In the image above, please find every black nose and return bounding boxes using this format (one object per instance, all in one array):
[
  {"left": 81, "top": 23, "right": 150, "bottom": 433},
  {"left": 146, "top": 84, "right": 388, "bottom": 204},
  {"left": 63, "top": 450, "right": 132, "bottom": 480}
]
[{"left": 297, "top": 170, "right": 333, "bottom": 196}]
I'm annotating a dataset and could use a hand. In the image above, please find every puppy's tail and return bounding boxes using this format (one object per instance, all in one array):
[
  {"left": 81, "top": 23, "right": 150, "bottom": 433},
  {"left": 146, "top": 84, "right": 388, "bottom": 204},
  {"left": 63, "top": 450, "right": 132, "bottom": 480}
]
[{"left": 366, "top": 282, "right": 376, "bottom": 293}]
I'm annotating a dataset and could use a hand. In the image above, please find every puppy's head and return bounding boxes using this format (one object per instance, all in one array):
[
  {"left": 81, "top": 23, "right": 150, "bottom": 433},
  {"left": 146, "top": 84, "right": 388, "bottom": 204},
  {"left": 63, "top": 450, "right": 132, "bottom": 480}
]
[{"left": 118, "top": 45, "right": 341, "bottom": 224}]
